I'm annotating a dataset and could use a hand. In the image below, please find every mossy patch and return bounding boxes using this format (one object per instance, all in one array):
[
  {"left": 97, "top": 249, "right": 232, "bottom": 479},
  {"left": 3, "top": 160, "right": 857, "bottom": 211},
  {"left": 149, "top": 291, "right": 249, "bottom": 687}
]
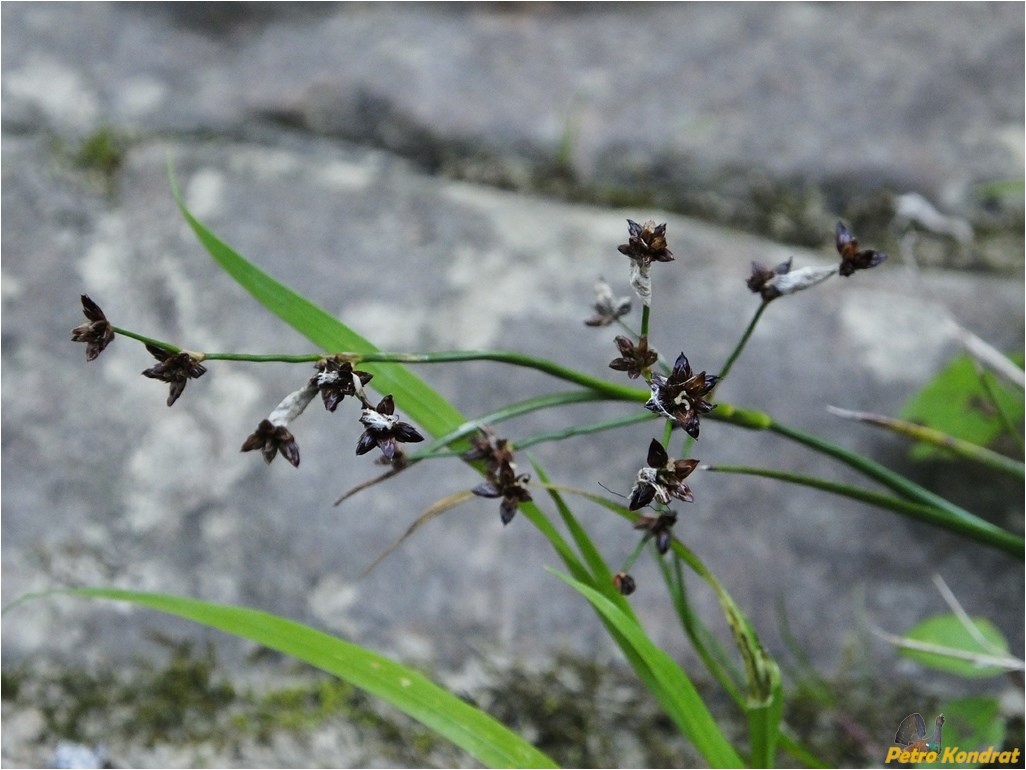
[
  {"left": 1, "top": 637, "right": 454, "bottom": 767},
  {"left": 4, "top": 635, "right": 1019, "bottom": 768},
  {"left": 48, "top": 125, "right": 129, "bottom": 195},
  {"left": 74, "top": 126, "right": 128, "bottom": 179}
]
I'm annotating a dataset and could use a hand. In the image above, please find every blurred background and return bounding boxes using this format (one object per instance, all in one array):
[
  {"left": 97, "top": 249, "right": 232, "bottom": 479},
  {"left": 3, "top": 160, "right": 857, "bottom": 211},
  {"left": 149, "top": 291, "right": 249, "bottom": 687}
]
[{"left": 2, "top": 3, "right": 1023, "bottom": 766}]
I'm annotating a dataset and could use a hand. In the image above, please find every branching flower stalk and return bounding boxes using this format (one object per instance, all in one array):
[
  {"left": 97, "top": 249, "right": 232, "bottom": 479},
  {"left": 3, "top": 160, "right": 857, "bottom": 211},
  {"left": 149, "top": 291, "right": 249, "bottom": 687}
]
[
  {"left": 101, "top": 325, "right": 652, "bottom": 403},
  {"left": 109, "top": 325, "right": 185, "bottom": 354},
  {"left": 73, "top": 209, "right": 1022, "bottom": 559},
  {"left": 78, "top": 294, "right": 1022, "bottom": 556}
]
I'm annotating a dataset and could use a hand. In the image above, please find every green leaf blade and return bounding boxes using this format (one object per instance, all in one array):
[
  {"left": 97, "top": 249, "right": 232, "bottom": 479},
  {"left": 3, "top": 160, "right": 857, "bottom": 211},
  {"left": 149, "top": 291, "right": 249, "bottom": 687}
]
[
  {"left": 65, "top": 588, "right": 558, "bottom": 769},
  {"left": 530, "top": 459, "right": 625, "bottom": 605},
  {"left": 901, "top": 614, "right": 1012, "bottom": 678},
  {"left": 547, "top": 570, "right": 744, "bottom": 768},
  {"left": 900, "top": 353, "right": 1024, "bottom": 459},
  {"left": 746, "top": 677, "right": 784, "bottom": 768},
  {"left": 169, "top": 165, "right": 466, "bottom": 439}
]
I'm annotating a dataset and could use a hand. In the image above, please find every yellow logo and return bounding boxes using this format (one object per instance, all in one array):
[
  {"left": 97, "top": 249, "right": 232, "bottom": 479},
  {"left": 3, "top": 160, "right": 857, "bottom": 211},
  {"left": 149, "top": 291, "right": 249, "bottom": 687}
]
[
  {"left": 885, "top": 745, "right": 1022, "bottom": 765},
  {"left": 885, "top": 712, "right": 1021, "bottom": 765}
]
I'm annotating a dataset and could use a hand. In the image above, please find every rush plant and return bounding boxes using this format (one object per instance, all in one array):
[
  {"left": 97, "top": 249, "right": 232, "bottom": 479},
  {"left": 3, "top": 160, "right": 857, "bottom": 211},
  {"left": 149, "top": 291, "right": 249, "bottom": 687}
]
[{"left": 17, "top": 164, "right": 1023, "bottom": 768}]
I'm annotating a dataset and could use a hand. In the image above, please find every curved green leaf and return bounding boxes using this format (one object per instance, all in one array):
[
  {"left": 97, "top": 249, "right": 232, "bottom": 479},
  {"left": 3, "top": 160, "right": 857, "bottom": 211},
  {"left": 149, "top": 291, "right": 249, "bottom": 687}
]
[
  {"left": 901, "top": 614, "right": 1013, "bottom": 678},
  {"left": 547, "top": 570, "right": 744, "bottom": 768},
  {"left": 900, "top": 353, "right": 1024, "bottom": 458},
  {"left": 55, "top": 588, "right": 558, "bottom": 769},
  {"left": 168, "top": 164, "right": 465, "bottom": 439}
]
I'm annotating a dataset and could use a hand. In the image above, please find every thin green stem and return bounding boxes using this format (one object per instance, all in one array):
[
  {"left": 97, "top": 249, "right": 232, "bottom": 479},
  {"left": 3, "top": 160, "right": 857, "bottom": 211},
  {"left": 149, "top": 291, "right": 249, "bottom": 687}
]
[
  {"left": 639, "top": 304, "right": 656, "bottom": 384},
  {"left": 763, "top": 419, "right": 977, "bottom": 522},
  {"left": 204, "top": 352, "right": 322, "bottom": 363},
  {"left": 704, "top": 404, "right": 1023, "bottom": 555},
  {"left": 512, "top": 411, "right": 657, "bottom": 451},
  {"left": 111, "top": 326, "right": 181, "bottom": 352},
  {"left": 113, "top": 326, "right": 321, "bottom": 363},
  {"left": 355, "top": 350, "right": 647, "bottom": 402},
  {"left": 716, "top": 300, "right": 769, "bottom": 384},
  {"left": 620, "top": 538, "right": 648, "bottom": 574},
  {"left": 661, "top": 418, "right": 674, "bottom": 447},
  {"left": 112, "top": 327, "right": 652, "bottom": 402},
  {"left": 704, "top": 464, "right": 1024, "bottom": 556},
  {"left": 411, "top": 390, "right": 616, "bottom": 460},
  {"left": 707, "top": 404, "right": 965, "bottom": 516}
]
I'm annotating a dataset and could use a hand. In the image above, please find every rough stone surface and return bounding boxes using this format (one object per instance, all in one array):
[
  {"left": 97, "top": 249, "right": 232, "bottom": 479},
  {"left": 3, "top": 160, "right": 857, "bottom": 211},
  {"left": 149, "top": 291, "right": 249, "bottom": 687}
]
[
  {"left": 2, "top": 3, "right": 1023, "bottom": 767},
  {"left": 3, "top": 4, "right": 1023, "bottom": 242}
]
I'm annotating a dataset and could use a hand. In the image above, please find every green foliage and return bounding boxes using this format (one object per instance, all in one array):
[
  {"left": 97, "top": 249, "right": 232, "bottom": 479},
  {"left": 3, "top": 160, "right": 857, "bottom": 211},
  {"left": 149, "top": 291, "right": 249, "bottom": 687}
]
[
  {"left": 169, "top": 165, "right": 468, "bottom": 440},
  {"left": 900, "top": 353, "right": 1024, "bottom": 460},
  {"left": 1, "top": 642, "right": 460, "bottom": 766},
  {"left": 974, "top": 178, "right": 1026, "bottom": 208},
  {"left": 895, "top": 604, "right": 1016, "bottom": 768},
  {"left": 900, "top": 614, "right": 1012, "bottom": 679},
  {"left": 63, "top": 588, "right": 558, "bottom": 769},
  {"left": 548, "top": 570, "right": 745, "bottom": 768},
  {"left": 172, "top": 169, "right": 747, "bottom": 764},
  {"left": 75, "top": 126, "right": 127, "bottom": 179}
]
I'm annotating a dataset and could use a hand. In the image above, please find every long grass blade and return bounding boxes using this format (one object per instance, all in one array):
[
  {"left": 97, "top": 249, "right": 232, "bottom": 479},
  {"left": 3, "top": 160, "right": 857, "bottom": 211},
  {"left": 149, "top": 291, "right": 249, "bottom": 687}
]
[
  {"left": 515, "top": 465, "right": 734, "bottom": 765},
  {"left": 38, "top": 589, "right": 559, "bottom": 769},
  {"left": 658, "top": 555, "right": 744, "bottom": 705},
  {"left": 547, "top": 570, "right": 744, "bottom": 768},
  {"left": 168, "top": 163, "right": 465, "bottom": 439},
  {"left": 355, "top": 350, "right": 645, "bottom": 403},
  {"left": 530, "top": 459, "right": 636, "bottom": 622}
]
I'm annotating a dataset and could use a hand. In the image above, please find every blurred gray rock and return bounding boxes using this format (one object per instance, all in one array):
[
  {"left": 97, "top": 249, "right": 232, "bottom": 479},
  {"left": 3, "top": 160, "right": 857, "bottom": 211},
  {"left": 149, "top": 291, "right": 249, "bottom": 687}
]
[
  {"left": 3, "top": 3, "right": 1023, "bottom": 245},
  {"left": 2, "top": 3, "right": 1023, "bottom": 766},
  {"left": 4, "top": 132, "right": 1021, "bottom": 665},
  {"left": 51, "top": 741, "right": 108, "bottom": 770}
]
